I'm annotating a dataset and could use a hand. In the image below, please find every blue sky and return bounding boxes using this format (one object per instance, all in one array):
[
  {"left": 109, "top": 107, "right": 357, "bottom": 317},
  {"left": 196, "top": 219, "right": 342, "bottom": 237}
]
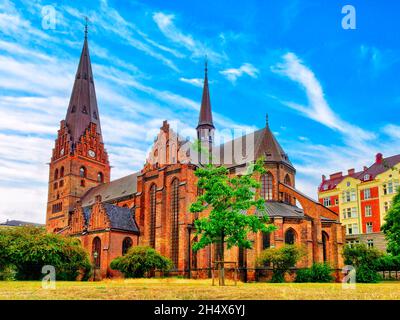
[{"left": 0, "top": 0, "right": 399, "bottom": 223}]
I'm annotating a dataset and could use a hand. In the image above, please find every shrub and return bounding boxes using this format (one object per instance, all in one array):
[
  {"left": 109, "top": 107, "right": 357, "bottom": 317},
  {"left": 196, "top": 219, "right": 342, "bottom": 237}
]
[
  {"left": 375, "top": 255, "right": 400, "bottom": 271},
  {"left": 257, "top": 245, "right": 305, "bottom": 283},
  {"left": 356, "top": 264, "right": 382, "bottom": 283},
  {"left": 0, "top": 226, "right": 91, "bottom": 281},
  {"left": 295, "top": 263, "right": 333, "bottom": 283},
  {"left": 110, "top": 246, "right": 172, "bottom": 278}
]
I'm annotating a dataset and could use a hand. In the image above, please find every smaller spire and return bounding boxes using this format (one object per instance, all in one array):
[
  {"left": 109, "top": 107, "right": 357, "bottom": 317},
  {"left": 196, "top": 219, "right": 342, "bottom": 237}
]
[
  {"left": 205, "top": 55, "right": 208, "bottom": 75},
  {"left": 266, "top": 113, "right": 269, "bottom": 127}
]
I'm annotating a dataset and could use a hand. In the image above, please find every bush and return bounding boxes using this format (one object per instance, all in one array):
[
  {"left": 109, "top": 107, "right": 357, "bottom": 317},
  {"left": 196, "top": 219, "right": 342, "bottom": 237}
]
[
  {"left": 342, "top": 243, "right": 384, "bottom": 283},
  {"left": 295, "top": 263, "right": 333, "bottom": 283},
  {"left": 0, "top": 226, "right": 91, "bottom": 281},
  {"left": 257, "top": 245, "right": 305, "bottom": 283},
  {"left": 110, "top": 246, "right": 172, "bottom": 278},
  {"left": 375, "top": 255, "right": 400, "bottom": 271}
]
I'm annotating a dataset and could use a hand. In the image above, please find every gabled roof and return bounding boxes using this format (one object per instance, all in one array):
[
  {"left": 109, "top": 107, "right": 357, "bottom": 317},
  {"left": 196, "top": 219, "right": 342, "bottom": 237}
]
[
  {"left": 81, "top": 172, "right": 139, "bottom": 207},
  {"left": 65, "top": 33, "right": 102, "bottom": 145},
  {"left": 83, "top": 204, "right": 139, "bottom": 233},
  {"left": 215, "top": 124, "right": 293, "bottom": 169},
  {"left": 319, "top": 171, "right": 362, "bottom": 192},
  {"left": 359, "top": 154, "right": 400, "bottom": 181}
]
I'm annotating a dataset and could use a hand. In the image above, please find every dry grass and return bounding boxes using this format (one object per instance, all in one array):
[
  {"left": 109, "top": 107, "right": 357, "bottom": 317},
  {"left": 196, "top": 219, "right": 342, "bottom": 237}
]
[{"left": 1, "top": 279, "right": 400, "bottom": 300}]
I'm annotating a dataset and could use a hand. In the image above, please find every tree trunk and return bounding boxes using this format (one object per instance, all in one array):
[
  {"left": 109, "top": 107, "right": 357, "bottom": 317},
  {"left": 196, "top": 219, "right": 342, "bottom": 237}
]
[{"left": 219, "top": 232, "right": 225, "bottom": 286}]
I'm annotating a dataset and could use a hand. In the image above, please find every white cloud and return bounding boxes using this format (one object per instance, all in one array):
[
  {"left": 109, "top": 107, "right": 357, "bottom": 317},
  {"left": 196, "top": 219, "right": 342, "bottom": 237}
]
[
  {"left": 220, "top": 63, "right": 259, "bottom": 83},
  {"left": 179, "top": 77, "right": 204, "bottom": 87},
  {"left": 383, "top": 124, "right": 400, "bottom": 139}
]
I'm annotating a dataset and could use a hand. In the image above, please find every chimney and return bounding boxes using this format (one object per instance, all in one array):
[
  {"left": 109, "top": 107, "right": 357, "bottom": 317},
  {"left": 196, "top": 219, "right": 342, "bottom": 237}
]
[
  {"left": 329, "top": 172, "right": 343, "bottom": 180},
  {"left": 363, "top": 166, "right": 368, "bottom": 171},
  {"left": 348, "top": 168, "right": 355, "bottom": 176},
  {"left": 376, "top": 153, "right": 383, "bottom": 164},
  {"left": 322, "top": 174, "right": 326, "bottom": 182}
]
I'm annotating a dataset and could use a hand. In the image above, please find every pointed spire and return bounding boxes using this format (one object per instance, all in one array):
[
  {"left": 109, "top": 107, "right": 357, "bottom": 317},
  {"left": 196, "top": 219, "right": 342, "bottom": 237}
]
[
  {"left": 266, "top": 113, "right": 269, "bottom": 128},
  {"left": 65, "top": 18, "right": 102, "bottom": 145},
  {"left": 197, "top": 57, "right": 214, "bottom": 129}
]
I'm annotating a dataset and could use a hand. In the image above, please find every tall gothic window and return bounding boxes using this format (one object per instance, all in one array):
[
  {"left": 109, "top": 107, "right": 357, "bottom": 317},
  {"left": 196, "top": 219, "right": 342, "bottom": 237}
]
[
  {"left": 149, "top": 184, "right": 156, "bottom": 248},
  {"left": 92, "top": 237, "right": 101, "bottom": 268},
  {"left": 284, "top": 174, "right": 292, "bottom": 203},
  {"left": 284, "top": 174, "right": 292, "bottom": 186},
  {"left": 60, "top": 166, "right": 64, "bottom": 178},
  {"left": 322, "top": 232, "right": 329, "bottom": 262},
  {"left": 122, "top": 237, "right": 133, "bottom": 255},
  {"left": 171, "top": 178, "right": 180, "bottom": 268},
  {"left": 54, "top": 168, "right": 59, "bottom": 180},
  {"left": 285, "top": 228, "right": 296, "bottom": 245},
  {"left": 261, "top": 173, "right": 273, "bottom": 200},
  {"left": 262, "top": 232, "right": 271, "bottom": 249}
]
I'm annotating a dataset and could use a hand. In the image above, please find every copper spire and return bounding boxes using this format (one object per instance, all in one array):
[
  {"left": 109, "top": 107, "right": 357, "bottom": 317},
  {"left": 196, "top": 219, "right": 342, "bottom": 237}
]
[
  {"left": 65, "top": 19, "right": 102, "bottom": 145},
  {"left": 196, "top": 58, "right": 214, "bottom": 129}
]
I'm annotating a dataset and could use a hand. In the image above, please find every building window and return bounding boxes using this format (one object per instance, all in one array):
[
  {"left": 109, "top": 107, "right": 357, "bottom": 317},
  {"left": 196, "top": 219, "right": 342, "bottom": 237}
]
[
  {"left": 92, "top": 237, "right": 101, "bottom": 269},
  {"left": 53, "top": 182, "right": 58, "bottom": 190},
  {"left": 367, "top": 239, "right": 374, "bottom": 248},
  {"left": 364, "top": 174, "right": 370, "bottom": 181},
  {"left": 366, "top": 222, "right": 373, "bottom": 233},
  {"left": 346, "top": 223, "right": 359, "bottom": 235},
  {"left": 322, "top": 232, "right": 329, "bottom": 262},
  {"left": 261, "top": 173, "right": 273, "bottom": 200},
  {"left": 97, "top": 172, "right": 104, "bottom": 183},
  {"left": 54, "top": 168, "right": 59, "bottom": 180},
  {"left": 79, "top": 166, "right": 86, "bottom": 178},
  {"left": 262, "top": 232, "right": 271, "bottom": 249},
  {"left": 171, "top": 179, "right": 180, "bottom": 268},
  {"left": 191, "top": 236, "right": 198, "bottom": 269},
  {"left": 149, "top": 184, "right": 156, "bottom": 248},
  {"left": 335, "top": 198, "right": 339, "bottom": 205},
  {"left": 283, "top": 174, "right": 292, "bottom": 203},
  {"left": 351, "top": 207, "right": 357, "bottom": 218},
  {"left": 364, "top": 188, "right": 371, "bottom": 199},
  {"left": 238, "top": 247, "right": 245, "bottom": 268},
  {"left": 284, "top": 229, "right": 296, "bottom": 245},
  {"left": 342, "top": 208, "right": 357, "bottom": 219},
  {"left": 122, "top": 237, "right": 133, "bottom": 255},
  {"left": 384, "top": 201, "right": 392, "bottom": 212},
  {"left": 60, "top": 166, "right": 64, "bottom": 178},
  {"left": 365, "top": 205, "right": 372, "bottom": 217},
  {"left": 80, "top": 179, "right": 85, "bottom": 187},
  {"left": 323, "top": 197, "right": 331, "bottom": 207},
  {"left": 51, "top": 202, "right": 62, "bottom": 213},
  {"left": 59, "top": 180, "right": 64, "bottom": 188}
]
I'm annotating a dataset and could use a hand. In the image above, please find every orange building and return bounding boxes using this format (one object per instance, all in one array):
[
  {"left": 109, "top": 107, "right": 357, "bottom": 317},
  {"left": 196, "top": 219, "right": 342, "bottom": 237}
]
[
  {"left": 318, "top": 153, "right": 400, "bottom": 250},
  {"left": 46, "top": 30, "right": 345, "bottom": 280}
]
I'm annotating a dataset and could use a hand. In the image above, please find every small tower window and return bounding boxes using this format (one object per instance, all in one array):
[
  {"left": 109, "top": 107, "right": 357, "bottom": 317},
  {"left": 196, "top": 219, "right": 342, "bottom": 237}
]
[
  {"left": 60, "top": 166, "right": 64, "bottom": 178},
  {"left": 71, "top": 105, "right": 76, "bottom": 113},
  {"left": 285, "top": 228, "right": 296, "bottom": 245},
  {"left": 79, "top": 166, "right": 87, "bottom": 178},
  {"left": 80, "top": 179, "right": 85, "bottom": 187},
  {"left": 93, "top": 111, "right": 98, "bottom": 119},
  {"left": 54, "top": 169, "right": 59, "bottom": 180},
  {"left": 97, "top": 172, "right": 104, "bottom": 183},
  {"left": 59, "top": 180, "right": 64, "bottom": 188},
  {"left": 82, "top": 106, "right": 88, "bottom": 114},
  {"left": 53, "top": 182, "right": 58, "bottom": 190}
]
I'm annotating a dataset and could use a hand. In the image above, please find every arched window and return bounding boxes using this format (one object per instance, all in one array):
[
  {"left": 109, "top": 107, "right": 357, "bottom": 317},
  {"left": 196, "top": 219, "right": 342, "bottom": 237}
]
[
  {"left": 261, "top": 173, "right": 273, "bottom": 200},
  {"left": 92, "top": 237, "right": 101, "bottom": 269},
  {"left": 171, "top": 178, "right": 180, "bottom": 268},
  {"left": 262, "top": 232, "right": 271, "bottom": 249},
  {"left": 284, "top": 174, "right": 292, "bottom": 203},
  {"left": 60, "top": 166, "right": 64, "bottom": 178},
  {"left": 97, "top": 172, "right": 104, "bottom": 183},
  {"left": 322, "top": 232, "right": 329, "bottom": 262},
  {"left": 191, "top": 236, "right": 198, "bottom": 269},
  {"left": 285, "top": 228, "right": 296, "bottom": 245},
  {"left": 149, "top": 184, "right": 157, "bottom": 248},
  {"left": 122, "top": 237, "right": 133, "bottom": 255},
  {"left": 238, "top": 247, "right": 246, "bottom": 268},
  {"left": 54, "top": 168, "right": 59, "bottom": 180},
  {"left": 284, "top": 174, "right": 291, "bottom": 186},
  {"left": 80, "top": 166, "right": 86, "bottom": 178}
]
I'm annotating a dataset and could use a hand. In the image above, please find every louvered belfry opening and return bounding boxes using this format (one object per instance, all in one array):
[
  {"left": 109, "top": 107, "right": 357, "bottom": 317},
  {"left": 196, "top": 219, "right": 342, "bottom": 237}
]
[
  {"left": 171, "top": 179, "right": 180, "bottom": 269},
  {"left": 149, "top": 184, "right": 157, "bottom": 248}
]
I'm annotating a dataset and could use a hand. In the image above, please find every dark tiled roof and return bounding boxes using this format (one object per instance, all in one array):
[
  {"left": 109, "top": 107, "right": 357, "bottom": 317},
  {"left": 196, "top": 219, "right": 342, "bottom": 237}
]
[
  {"left": 81, "top": 172, "right": 139, "bottom": 207},
  {"left": 256, "top": 201, "right": 305, "bottom": 218},
  {"left": 83, "top": 204, "right": 139, "bottom": 233},
  {"left": 358, "top": 154, "right": 400, "bottom": 181},
  {"left": 0, "top": 220, "right": 44, "bottom": 227},
  {"left": 214, "top": 126, "right": 293, "bottom": 168}
]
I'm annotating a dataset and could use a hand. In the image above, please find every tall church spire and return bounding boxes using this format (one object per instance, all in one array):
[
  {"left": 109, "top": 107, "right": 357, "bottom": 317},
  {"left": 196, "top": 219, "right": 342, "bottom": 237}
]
[
  {"left": 65, "top": 20, "right": 102, "bottom": 145},
  {"left": 197, "top": 58, "right": 214, "bottom": 130}
]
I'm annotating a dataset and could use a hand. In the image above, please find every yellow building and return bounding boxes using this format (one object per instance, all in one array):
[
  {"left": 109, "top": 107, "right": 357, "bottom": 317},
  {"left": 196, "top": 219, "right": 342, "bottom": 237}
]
[{"left": 318, "top": 153, "right": 400, "bottom": 250}]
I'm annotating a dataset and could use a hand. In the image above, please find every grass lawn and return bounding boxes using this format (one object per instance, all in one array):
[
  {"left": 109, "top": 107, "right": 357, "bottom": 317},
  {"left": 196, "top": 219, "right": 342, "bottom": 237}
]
[{"left": 1, "top": 279, "right": 400, "bottom": 300}]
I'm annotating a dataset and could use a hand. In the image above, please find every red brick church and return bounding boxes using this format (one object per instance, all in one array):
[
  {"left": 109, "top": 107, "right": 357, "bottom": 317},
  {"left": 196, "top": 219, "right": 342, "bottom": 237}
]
[{"left": 46, "top": 30, "right": 345, "bottom": 281}]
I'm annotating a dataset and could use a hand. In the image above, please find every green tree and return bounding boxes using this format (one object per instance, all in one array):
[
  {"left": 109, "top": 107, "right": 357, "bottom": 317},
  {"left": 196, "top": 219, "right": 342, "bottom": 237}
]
[
  {"left": 110, "top": 246, "right": 172, "bottom": 278},
  {"left": 190, "top": 158, "right": 276, "bottom": 285},
  {"left": 381, "top": 188, "right": 400, "bottom": 255},
  {"left": 0, "top": 226, "right": 91, "bottom": 280},
  {"left": 257, "top": 245, "right": 305, "bottom": 282}
]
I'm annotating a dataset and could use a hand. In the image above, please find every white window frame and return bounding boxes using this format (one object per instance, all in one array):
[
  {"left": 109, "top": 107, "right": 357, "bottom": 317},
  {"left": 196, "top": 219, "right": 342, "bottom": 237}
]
[{"left": 365, "top": 205, "right": 372, "bottom": 217}]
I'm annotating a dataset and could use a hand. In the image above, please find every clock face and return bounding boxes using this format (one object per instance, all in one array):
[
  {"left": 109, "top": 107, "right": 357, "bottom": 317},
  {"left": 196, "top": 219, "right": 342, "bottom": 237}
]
[
  {"left": 60, "top": 148, "right": 64, "bottom": 156},
  {"left": 88, "top": 150, "right": 96, "bottom": 158}
]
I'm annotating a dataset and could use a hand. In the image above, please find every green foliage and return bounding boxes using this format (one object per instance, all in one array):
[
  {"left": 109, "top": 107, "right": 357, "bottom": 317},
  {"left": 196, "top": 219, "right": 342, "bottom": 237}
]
[
  {"left": 381, "top": 188, "right": 400, "bottom": 255},
  {"left": 295, "top": 263, "right": 334, "bottom": 283},
  {"left": 257, "top": 245, "right": 305, "bottom": 283},
  {"left": 375, "top": 254, "right": 400, "bottom": 271},
  {"left": 0, "top": 226, "right": 91, "bottom": 281},
  {"left": 190, "top": 158, "right": 276, "bottom": 254},
  {"left": 110, "top": 246, "right": 172, "bottom": 278},
  {"left": 342, "top": 243, "right": 384, "bottom": 283}
]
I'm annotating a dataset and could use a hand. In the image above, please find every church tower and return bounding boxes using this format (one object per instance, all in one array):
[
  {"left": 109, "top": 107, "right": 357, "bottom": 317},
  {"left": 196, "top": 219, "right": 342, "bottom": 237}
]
[
  {"left": 46, "top": 24, "right": 110, "bottom": 232},
  {"left": 196, "top": 60, "right": 215, "bottom": 163}
]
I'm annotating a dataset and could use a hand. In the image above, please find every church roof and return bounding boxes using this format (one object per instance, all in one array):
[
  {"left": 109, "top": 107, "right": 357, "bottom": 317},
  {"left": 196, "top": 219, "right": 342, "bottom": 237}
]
[
  {"left": 215, "top": 121, "right": 294, "bottom": 169},
  {"left": 197, "top": 61, "right": 214, "bottom": 129},
  {"left": 65, "top": 30, "right": 102, "bottom": 145},
  {"left": 83, "top": 204, "right": 139, "bottom": 233},
  {"left": 81, "top": 172, "right": 139, "bottom": 207},
  {"left": 0, "top": 220, "right": 44, "bottom": 227},
  {"left": 256, "top": 201, "right": 305, "bottom": 218}
]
